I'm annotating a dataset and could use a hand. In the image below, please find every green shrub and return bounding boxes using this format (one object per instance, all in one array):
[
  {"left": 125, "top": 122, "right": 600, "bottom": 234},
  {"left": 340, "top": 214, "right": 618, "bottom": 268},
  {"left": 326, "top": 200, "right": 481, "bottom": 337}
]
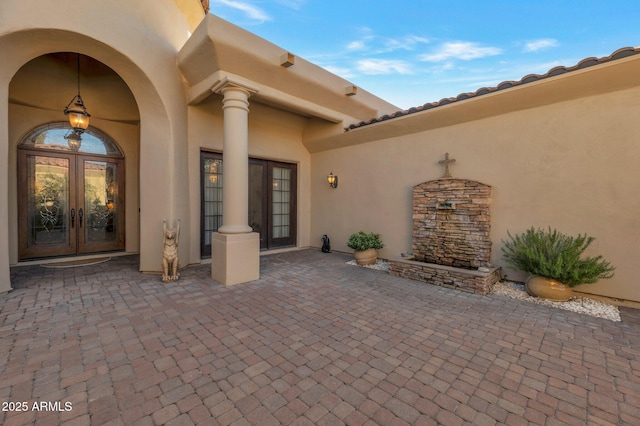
[
  {"left": 501, "top": 227, "right": 614, "bottom": 287},
  {"left": 346, "top": 231, "right": 384, "bottom": 251}
]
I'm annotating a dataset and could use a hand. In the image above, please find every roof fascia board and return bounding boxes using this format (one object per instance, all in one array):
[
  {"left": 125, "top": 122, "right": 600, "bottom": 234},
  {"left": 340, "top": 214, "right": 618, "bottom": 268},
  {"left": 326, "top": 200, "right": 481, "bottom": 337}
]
[
  {"left": 305, "top": 53, "right": 640, "bottom": 153},
  {"left": 188, "top": 70, "right": 345, "bottom": 123}
]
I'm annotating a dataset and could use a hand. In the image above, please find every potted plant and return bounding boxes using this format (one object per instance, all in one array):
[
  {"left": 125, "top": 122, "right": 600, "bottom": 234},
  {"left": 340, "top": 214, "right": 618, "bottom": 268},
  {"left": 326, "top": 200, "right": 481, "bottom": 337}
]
[
  {"left": 347, "top": 231, "right": 384, "bottom": 265},
  {"left": 501, "top": 227, "right": 615, "bottom": 301}
]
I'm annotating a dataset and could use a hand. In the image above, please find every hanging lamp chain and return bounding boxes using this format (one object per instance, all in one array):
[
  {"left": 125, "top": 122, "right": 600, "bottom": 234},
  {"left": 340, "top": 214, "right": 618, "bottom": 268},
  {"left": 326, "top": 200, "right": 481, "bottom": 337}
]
[
  {"left": 64, "top": 53, "right": 90, "bottom": 118},
  {"left": 76, "top": 53, "right": 80, "bottom": 95}
]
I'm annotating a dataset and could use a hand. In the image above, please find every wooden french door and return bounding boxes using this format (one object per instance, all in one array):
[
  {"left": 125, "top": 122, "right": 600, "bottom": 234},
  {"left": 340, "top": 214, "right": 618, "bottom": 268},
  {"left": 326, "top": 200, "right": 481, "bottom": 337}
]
[
  {"left": 18, "top": 149, "right": 125, "bottom": 260},
  {"left": 248, "top": 159, "right": 297, "bottom": 250},
  {"left": 201, "top": 152, "right": 296, "bottom": 257}
]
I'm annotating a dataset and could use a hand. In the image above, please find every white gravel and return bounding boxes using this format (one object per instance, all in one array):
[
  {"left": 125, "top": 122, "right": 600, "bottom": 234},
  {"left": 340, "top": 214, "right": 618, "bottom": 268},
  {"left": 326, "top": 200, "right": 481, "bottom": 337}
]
[
  {"left": 346, "top": 259, "right": 389, "bottom": 272},
  {"left": 491, "top": 281, "right": 621, "bottom": 322},
  {"left": 348, "top": 260, "right": 621, "bottom": 322}
]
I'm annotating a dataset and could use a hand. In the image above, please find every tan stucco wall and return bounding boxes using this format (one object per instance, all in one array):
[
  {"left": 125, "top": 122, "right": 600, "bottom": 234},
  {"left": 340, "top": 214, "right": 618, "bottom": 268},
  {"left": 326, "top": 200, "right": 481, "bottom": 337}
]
[
  {"left": 0, "top": 0, "right": 195, "bottom": 282},
  {"left": 311, "top": 85, "right": 640, "bottom": 302},
  {"left": 172, "top": 0, "right": 206, "bottom": 31},
  {"left": 187, "top": 95, "right": 312, "bottom": 263}
]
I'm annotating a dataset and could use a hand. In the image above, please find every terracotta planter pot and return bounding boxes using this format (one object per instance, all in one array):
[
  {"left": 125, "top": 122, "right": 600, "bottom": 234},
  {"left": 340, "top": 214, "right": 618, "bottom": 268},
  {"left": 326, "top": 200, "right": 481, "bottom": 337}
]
[
  {"left": 354, "top": 248, "right": 378, "bottom": 266},
  {"left": 526, "top": 276, "right": 573, "bottom": 302}
]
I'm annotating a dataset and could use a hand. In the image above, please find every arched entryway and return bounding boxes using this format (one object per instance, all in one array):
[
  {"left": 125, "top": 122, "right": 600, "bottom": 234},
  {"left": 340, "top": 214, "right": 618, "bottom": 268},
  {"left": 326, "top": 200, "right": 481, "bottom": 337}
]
[
  {"left": 17, "top": 123, "right": 125, "bottom": 260},
  {"left": 1, "top": 9, "right": 193, "bottom": 289},
  {"left": 9, "top": 52, "right": 140, "bottom": 263}
]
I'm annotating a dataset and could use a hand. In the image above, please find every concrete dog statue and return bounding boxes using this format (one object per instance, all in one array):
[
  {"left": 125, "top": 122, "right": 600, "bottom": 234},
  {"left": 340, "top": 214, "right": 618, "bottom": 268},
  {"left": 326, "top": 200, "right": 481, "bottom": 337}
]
[{"left": 162, "top": 219, "right": 180, "bottom": 282}]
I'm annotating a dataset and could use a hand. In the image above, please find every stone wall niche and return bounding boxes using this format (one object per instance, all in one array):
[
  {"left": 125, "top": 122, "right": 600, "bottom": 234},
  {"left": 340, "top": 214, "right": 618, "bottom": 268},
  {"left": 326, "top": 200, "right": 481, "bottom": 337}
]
[
  {"left": 413, "top": 178, "right": 492, "bottom": 268},
  {"left": 389, "top": 178, "right": 501, "bottom": 295}
]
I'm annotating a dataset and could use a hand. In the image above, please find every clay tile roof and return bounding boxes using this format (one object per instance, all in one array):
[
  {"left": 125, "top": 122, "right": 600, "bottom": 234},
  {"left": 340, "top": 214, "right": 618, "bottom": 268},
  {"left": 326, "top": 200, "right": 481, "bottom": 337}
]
[{"left": 346, "top": 46, "right": 640, "bottom": 131}]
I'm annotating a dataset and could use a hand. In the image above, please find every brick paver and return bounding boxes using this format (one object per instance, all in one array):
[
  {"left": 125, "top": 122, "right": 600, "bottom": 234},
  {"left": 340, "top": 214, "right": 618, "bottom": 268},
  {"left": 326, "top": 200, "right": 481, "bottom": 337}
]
[{"left": 1, "top": 250, "right": 639, "bottom": 425}]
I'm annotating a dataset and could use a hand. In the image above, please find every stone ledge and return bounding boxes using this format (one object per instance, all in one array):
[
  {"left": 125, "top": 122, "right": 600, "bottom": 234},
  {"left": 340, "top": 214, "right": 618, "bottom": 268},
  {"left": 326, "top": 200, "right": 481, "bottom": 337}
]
[{"left": 388, "top": 257, "right": 501, "bottom": 296}]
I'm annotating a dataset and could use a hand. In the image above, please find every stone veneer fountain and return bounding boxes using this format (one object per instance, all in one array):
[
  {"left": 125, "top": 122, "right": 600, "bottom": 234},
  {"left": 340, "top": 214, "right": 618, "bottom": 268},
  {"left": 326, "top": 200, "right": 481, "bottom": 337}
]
[{"left": 389, "top": 166, "right": 501, "bottom": 295}]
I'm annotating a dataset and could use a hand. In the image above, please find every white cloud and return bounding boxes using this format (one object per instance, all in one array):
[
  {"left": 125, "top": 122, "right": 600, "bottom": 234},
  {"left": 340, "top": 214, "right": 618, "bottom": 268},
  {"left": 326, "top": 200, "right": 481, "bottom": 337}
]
[
  {"left": 428, "top": 61, "right": 456, "bottom": 73},
  {"left": 524, "top": 38, "right": 559, "bottom": 52},
  {"left": 344, "top": 28, "right": 374, "bottom": 52},
  {"left": 321, "top": 65, "right": 355, "bottom": 79},
  {"left": 275, "top": 0, "right": 306, "bottom": 9},
  {"left": 382, "top": 35, "right": 430, "bottom": 52},
  {"left": 347, "top": 40, "right": 367, "bottom": 51},
  {"left": 408, "top": 35, "right": 430, "bottom": 45},
  {"left": 419, "top": 42, "right": 502, "bottom": 62},
  {"left": 212, "top": 0, "right": 271, "bottom": 22},
  {"left": 345, "top": 30, "right": 429, "bottom": 54},
  {"left": 357, "top": 59, "right": 412, "bottom": 75}
]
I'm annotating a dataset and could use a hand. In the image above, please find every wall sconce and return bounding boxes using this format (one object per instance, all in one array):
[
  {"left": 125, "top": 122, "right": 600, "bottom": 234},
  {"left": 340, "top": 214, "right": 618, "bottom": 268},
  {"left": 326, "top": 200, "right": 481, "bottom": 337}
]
[{"left": 327, "top": 172, "right": 338, "bottom": 189}]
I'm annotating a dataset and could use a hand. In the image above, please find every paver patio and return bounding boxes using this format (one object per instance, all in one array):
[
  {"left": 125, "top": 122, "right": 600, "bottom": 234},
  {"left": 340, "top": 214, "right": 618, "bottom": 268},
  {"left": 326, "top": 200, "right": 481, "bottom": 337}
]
[{"left": 1, "top": 249, "right": 639, "bottom": 425}]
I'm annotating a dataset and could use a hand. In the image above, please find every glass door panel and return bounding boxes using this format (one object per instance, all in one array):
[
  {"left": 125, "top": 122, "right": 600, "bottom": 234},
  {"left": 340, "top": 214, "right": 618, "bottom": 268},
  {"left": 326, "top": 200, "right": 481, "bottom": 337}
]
[
  {"left": 272, "top": 167, "right": 290, "bottom": 239},
  {"left": 201, "top": 153, "right": 223, "bottom": 257},
  {"left": 269, "top": 163, "right": 296, "bottom": 248},
  {"left": 18, "top": 151, "right": 76, "bottom": 259},
  {"left": 249, "top": 161, "right": 267, "bottom": 249},
  {"left": 78, "top": 156, "right": 125, "bottom": 253}
]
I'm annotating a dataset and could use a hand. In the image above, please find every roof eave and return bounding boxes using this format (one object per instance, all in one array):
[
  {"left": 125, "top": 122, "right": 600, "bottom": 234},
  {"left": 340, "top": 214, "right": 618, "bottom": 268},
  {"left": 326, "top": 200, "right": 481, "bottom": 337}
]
[
  {"left": 346, "top": 47, "right": 640, "bottom": 131},
  {"left": 304, "top": 49, "right": 640, "bottom": 153},
  {"left": 177, "top": 14, "right": 398, "bottom": 123}
]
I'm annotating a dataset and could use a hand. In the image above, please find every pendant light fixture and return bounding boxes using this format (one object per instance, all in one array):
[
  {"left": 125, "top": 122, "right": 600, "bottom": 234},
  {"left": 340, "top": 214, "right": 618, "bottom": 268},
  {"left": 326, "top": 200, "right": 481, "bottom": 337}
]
[{"left": 64, "top": 53, "right": 91, "bottom": 150}]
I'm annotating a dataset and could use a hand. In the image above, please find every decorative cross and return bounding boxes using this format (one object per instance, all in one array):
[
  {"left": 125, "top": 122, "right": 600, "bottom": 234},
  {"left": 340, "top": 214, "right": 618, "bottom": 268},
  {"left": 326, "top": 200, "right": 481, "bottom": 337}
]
[{"left": 438, "top": 152, "right": 456, "bottom": 178}]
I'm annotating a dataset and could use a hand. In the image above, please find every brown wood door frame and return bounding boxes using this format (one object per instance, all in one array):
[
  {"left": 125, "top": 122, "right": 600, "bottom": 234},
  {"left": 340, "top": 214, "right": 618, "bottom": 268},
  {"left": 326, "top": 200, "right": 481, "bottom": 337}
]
[
  {"left": 200, "top": 151, "right": 223, "bottom": 258},
  {"left": 77, "top": 154, "right": 126, "bottom": 254},
  {"left": 18, "top": 148, "right": 125, "bottom": 260},
  {"left": 248, "top": 158, "right": 268, "bottom": 249},
  {"left": 200, "top": 152, "right": 297, "bottom": 257},
  {"left": 266, "top": 160, "right": 297, "bottom": 249},
  {"left": 18, "top": 149, "right": 77, "bottom": 259}
]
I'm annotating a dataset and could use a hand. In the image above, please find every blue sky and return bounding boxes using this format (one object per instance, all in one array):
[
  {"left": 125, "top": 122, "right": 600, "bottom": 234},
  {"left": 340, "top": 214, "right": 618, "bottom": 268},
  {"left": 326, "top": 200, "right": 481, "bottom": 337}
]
[{"left": 209, "top": 0, "right": 640, "bottom": 109}]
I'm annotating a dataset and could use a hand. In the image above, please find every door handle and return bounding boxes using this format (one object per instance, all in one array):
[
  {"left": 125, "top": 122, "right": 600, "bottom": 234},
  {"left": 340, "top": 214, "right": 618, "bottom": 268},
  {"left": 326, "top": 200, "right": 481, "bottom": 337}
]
[
  {"left": 71, "top": 208, "right": 75, "bottom": 228},
  {"left": 79, "top": 208, "right": 84, "bottom": 228}
]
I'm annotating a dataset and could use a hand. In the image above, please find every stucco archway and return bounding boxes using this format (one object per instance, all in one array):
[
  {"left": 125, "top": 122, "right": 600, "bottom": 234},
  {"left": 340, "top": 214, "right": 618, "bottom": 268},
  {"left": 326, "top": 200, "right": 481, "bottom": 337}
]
[
  {"left": 10, "top": 53, "right": 138, "bottom": 261},
  {"left": 0, "top": 26, "right": 189, "bottom": 290}
]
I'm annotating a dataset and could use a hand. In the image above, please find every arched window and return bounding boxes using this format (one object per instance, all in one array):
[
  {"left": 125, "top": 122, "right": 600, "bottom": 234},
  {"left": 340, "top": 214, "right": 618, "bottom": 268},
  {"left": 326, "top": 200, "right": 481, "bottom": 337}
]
[{"left": 19, "top": 122, "right": 123, "bottom": 157}]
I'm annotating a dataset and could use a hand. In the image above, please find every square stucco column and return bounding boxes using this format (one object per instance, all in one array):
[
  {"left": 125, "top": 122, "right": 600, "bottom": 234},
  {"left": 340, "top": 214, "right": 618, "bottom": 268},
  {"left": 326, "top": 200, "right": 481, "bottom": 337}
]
[
  {"left": 211, "top": 80, "right": 260, "bottom": 285},
  {"left": 212, "top": 232, "right": 260, "bottom": 285}
]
